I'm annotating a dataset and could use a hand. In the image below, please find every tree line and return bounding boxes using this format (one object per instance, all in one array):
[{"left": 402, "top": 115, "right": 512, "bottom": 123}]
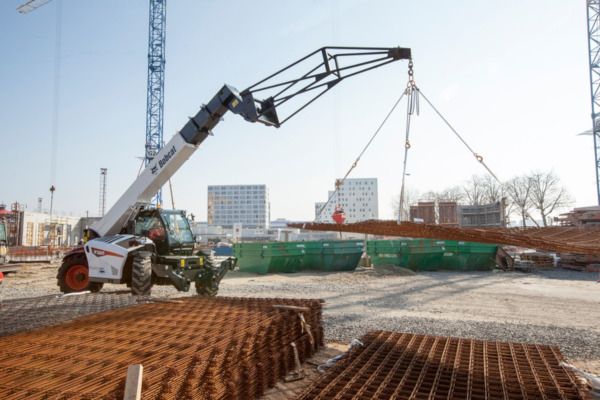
[{"left": 392, "top": 170, "right": 572, "bottom": 227}]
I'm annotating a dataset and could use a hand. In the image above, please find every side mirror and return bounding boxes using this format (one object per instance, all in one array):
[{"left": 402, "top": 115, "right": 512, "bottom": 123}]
[
  {"left": 126, "top": 220, "right": 137, "bottom": 235},
  {"left": 194, "top": 235, "right": 202, "bottom": 244}
]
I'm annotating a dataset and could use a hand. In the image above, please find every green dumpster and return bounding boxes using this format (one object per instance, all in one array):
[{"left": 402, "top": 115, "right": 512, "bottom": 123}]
[
  {"left": 367, "top": 239, "right": 499, "bottom": 271},
  {"left": 456, "top": 241, "right": 499, "bottom": 270},
  {"left": 233, "top": 242, "right": 304, "bottom": 274},
  {"left": 301, "top": 240, "right": 364, "bottom": 272},
  {"left": 234, "top": 240, "right": 364, "bottom": 274}
]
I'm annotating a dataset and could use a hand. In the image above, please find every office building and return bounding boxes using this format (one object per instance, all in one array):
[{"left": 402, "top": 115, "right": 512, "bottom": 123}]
[
  {"left": 207, "top": 184, "right": 269, "bottom": 228},
  {"left": 315, "top": 178, "right": 378, "bottom": 223}
]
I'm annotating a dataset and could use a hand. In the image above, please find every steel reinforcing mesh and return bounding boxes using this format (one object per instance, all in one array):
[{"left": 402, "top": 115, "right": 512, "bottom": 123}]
[
  {"left": 0, "top": 296, "right": 324, "bottom": 400},
  {"left": 294, "top": 330, "right": 587, "bottom": 400}
]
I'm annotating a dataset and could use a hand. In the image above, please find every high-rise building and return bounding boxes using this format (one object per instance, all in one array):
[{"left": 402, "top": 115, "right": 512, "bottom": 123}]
[
  {"left": 315, "top": 178, "right": 378, "bottom": 223},
  {"left": 207, "top": 185, "right": 269, "bottom": 228}
]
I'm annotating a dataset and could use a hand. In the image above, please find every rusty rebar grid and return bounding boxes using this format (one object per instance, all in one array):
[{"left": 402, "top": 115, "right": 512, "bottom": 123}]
[
  {"left": 0, "top": 296, "right": 324, "bottom": 399},
  {"left": 295, "top": 330, "right": 588, "bottom": 400},
  {"left": 289, "top": 220, "right": 600, "bottom": 255}
]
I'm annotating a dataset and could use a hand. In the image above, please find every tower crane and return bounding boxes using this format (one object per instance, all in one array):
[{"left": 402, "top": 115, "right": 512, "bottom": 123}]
[
  {"left": 17, "top": 0, "right": 168, "bottom": 207},
  {"left": 16, "top": 0, "right": 52, "bottom": 13},
  {"left": 586, "top": 0, "right": 600, "bottom": 205}
]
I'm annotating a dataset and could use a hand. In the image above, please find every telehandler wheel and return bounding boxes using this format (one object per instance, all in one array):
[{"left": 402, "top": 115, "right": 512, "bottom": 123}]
[
  {"left": 195, "top": 280, "right": 218, "bottom": 297},
  {"left": 131, "top": 252, "right": 152, "bottom": 296},
  {"left": 57, "top": 255, "right": 104, "bottom": 294}
]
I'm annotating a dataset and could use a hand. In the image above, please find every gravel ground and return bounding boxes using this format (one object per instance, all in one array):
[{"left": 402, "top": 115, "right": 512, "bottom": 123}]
[{"left": 2, "top": 262, "right": 599, "bottom": 374}]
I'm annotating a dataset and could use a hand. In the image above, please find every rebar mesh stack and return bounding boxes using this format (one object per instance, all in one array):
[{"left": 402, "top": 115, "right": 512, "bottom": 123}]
[
  {"left": 0, "top": 296, "right": 324, "bottom": 399},
  {"left": 289, "top": 220, "right": 600, "bottom": 255},
  {"left": 295, "top": 330, "right": 587, "bottom": 400},
  {"left": 0, "top": 293, "right": 141, "bottom": 337}
]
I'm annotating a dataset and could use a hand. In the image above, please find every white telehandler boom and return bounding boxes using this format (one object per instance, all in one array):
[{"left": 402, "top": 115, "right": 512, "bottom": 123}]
[{"left": 57, "top": 46, "right": 412, "bottom": 296}]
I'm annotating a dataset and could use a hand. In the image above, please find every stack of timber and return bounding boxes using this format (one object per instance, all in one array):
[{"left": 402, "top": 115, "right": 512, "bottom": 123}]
[
  {"left": 557, "top": 253, "right": 600, "bottom": 272},
  {"left": 555, "top": 206, "right": 600, "bottom": 228},
  {"left": 519, "top": 252, "right": 555, "bottom": 269},
  {"left": 554, "top": 206, "right": 600, "bottom": 271}
]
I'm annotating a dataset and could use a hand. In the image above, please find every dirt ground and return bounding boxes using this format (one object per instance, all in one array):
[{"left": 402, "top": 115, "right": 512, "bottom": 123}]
[
  {"left": 2, "top": 262, "right": 600, "bottom": 398},
  {"left": 218, "top": 267, "right": 600, "bottom": 375}
]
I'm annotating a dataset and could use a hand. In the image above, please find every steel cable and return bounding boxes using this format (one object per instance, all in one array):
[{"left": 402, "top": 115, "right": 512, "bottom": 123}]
[{"left": 313, "top": 91, "right": 407, "bottom": 224}]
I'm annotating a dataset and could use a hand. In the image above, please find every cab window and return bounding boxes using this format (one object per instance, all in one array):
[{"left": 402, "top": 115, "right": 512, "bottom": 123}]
[{"left": 161, "top": 213, "right": 193, "bottom": 243}]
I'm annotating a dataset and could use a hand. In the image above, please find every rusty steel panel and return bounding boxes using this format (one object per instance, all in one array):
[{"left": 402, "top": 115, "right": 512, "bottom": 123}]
[
  {"left": 409, "top": 206, "right": 419, "bottom": 222},
  {"left": 290, "top": 220, "right": 600, "bottom": 255},
  {"left": 412, "top": 202, "right": 436, "bottom": 224},
  {"left": 439, "top": 201, "right": 458, "bottom": 226},
  {"left": 0, "top": 296, "right": 323, "bottom": 399},
  {"left": 295, "top": 330, "right": 587, "bottom": 400}
]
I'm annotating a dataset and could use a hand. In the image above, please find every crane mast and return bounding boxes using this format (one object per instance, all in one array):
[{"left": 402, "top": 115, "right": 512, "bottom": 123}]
[
  {"left": 145, "top": 0, "right": 167, "bottom": 206},
  {"left": 587, "top": 0, "right": 600, "bottom": 205}
]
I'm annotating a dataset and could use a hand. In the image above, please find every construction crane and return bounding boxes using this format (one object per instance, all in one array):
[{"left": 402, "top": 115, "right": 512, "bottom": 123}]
[
  {"left": 99, "top": 168, "right": 107, "bottom": 217},
  {"left": 145, "top": 0, "right": 167, "bottom": 207},
  {"left": 16, "top": 0, "right": 53, "bottom": 13},
  {"left": 586, "top": 0, "right": 600, "bottom": 205},
  {"left": 18, "top": 0, "right": 168, "bottom": 208}
]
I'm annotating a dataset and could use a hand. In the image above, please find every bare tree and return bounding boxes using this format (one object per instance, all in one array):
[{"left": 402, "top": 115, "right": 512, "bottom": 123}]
[
  {"left": 505, "top": 176, "right": 534, "bottom": 228},
  {"left": 463, "top": 175, "right": 485, "bottom": 205},
  {"left": 481, "top": 175, "right": 503, "bottom": 204},
  {"left": 479, "top": 175, "right": 515, "bottom": 220},
  {"left": 420, "top": 186, "right": 464, "bottom": 203},
  {"left": 392, "top": 187, "right": 420, "bottom": 221},
  {"left": 528, "top": 170, "right": 572, "bottom": 227},
  {"left": 438, "top": 186, "right": 465, "bottom": 203}
]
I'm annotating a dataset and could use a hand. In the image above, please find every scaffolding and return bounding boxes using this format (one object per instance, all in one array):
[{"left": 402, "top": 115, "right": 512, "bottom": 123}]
[
  {"left": 457, "top": 199, "right": 508, "bottom": 228},
  {"left": 46, "top": 217, "right": 68, "bottom": 247}
]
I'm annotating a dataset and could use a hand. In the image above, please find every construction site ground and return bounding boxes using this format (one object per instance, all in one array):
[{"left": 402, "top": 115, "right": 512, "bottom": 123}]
[{"left": 1, "top": 262, "right": 599, "bottom": 398}]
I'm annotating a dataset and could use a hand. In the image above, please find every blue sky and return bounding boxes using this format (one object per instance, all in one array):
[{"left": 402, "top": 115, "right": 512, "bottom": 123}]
[{"left": 0, "top": 0, "right": 594, "bottom": 222}]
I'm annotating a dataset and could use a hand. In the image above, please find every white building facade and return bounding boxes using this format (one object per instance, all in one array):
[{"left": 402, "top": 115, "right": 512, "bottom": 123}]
[
  {"left": 15, "top": 212, "right": 87, "bottom": 247},
  {"left": 207, "top": 184, "right": 270, "bottom": 228},
  {"left": 315, "top": 178, "right": 379, "bottom": 223}
]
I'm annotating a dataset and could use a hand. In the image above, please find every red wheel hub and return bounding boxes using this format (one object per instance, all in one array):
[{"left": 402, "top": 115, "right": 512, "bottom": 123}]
[{"left": 65, "top": 265, "right": 88, "bottom": 291}]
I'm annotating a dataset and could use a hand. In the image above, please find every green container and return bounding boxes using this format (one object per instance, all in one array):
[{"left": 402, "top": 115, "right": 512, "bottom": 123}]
[
  {"left": 456, "top": 241, "right": 499, "bottom": 270},
  {"left": 367, "top": 239, "right": 498, "bottom": 271},
  {"left": 233, "top": 240, "right": 364, "bottom": 274},
  {"left": 301, "top": 240, "right": 364, "bottom": 272},
  {"left": 233, "top": 242, "right": 305, "bottom": 274}
]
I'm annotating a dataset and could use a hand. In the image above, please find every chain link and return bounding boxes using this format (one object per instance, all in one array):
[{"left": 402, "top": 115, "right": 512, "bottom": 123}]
[{"left": 405, "top": 59, "right": 418, "bottom": 94}]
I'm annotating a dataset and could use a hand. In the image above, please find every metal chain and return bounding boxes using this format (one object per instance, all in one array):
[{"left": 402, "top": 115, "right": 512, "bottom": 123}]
[
  {"left": 399, "top": 60, "right": 419, "bottom": 222},
  {"left": 405, "top": 59, "right": 419, "bottom": 94}
]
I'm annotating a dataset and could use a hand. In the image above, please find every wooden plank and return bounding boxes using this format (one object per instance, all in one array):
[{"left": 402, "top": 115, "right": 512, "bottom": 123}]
[
  {"left": 0, "top": 264, "right": 22, "bottom": 274},
  {"left": 123, "top": 364, "right": 143, "bottom": 400}
]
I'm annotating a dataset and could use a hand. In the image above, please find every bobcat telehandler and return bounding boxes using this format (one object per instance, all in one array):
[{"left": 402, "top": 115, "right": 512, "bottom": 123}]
[{"left": 56, "top": 46, "right": 412, "bottom": 296}]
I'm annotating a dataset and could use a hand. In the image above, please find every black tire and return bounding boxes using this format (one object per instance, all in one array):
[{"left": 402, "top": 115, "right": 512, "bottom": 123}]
[
  {"left": 195, "top": 279, "right": 218, "bottom": 297},
  {"left": 56, "top": 255, "right": 104, "bottom": 294},
  {"left": 131, "top": 252, "right": 152, "bottom": 296}
]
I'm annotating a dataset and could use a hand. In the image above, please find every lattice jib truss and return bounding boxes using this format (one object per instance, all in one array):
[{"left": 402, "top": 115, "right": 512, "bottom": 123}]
[
  {"left": 587, "top": 0, "right": 600, "bottom": 204},
  {"left": 145, "top": 0, "right": 167, "bottom": 206}
]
